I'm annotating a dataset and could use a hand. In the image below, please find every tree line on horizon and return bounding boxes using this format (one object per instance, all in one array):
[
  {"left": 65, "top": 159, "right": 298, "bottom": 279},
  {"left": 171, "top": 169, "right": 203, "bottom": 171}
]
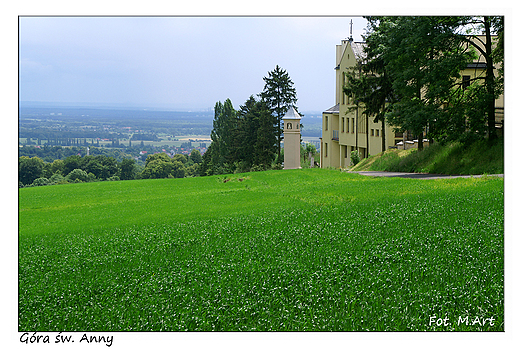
[{"left": 18, "top": 149, "right": 203, "bottom": 188}]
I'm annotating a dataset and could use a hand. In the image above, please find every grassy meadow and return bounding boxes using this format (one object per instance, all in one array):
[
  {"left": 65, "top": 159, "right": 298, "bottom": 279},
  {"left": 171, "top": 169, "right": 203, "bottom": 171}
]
[{"left": 18, "top": 169, "right": 504, "bottom": 331}]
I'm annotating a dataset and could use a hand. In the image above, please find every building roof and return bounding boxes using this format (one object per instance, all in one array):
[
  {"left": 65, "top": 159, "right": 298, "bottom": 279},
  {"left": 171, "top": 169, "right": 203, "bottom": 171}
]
[
  {"left": 323, "top": 104, "right": 340, "bottom": 114},
  {"left": 282, "top": 106, "right": 302, "bottom": 120},
  {"left": 351, "top": 42, "right": 367, "bottom": 62}
]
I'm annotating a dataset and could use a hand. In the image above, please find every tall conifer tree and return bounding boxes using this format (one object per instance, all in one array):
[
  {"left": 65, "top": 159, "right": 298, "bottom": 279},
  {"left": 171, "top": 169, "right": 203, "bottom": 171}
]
[{"left": 260, "top": 65, "right": 298, "bottom": 161}]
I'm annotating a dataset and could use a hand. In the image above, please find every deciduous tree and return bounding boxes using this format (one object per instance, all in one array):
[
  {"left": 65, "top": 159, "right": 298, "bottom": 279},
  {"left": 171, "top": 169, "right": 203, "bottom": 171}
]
[
  {"left": 19, "top": 156, "right": 45, "bottom": 186},
  {"left": 362, "top": 16, "right": 476, "bottom": 149}
]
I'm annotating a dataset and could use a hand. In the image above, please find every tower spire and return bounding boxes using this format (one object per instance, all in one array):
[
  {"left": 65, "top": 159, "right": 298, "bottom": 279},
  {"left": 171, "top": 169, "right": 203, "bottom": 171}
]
[{"left": 349, "top": 19, "right": 353, "bottom": 41}]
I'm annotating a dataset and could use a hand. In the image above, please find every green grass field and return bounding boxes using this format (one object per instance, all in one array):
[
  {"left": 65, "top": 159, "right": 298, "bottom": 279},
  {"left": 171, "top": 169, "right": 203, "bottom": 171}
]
[{"left": 18, "top": 169, "right": 504, "bottom": 331}]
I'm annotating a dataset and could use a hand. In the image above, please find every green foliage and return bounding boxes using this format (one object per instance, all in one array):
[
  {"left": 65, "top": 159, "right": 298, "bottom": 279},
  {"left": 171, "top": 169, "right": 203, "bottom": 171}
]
[
  {"left": 189, "top": 149, "right": 202, "bottom": 164},
  {"left": 140, "top": 152, "right": 190, "bottom": 179},
  {"left": 260, "top": 65, "right": 298, "bottom": 159},
  {"left": 202, "top": 96, "right": 277, "bottom": 175},
  {"left": 141, "top": 159, "right": 174, "bottom": 179},
  {"left": 144, "top": 152, "right": 171, "bottom": 167},
  {"left": 63, "top": 155, "right": 82, "bottom": 176},
  {"left": 350, "top": 150, "right": 361, "bottom": 166},
  {"left": 201, "top": 66, "right": 297, "bottom": 175},
  {"left": 185, "top": 163, "right": 200, "bottom": 177},
  {"left": 367, "top": 17, "right": 472, "bottom": 148},
  {"left": 171, "top": 161, "right": 186, "bottom": 179},
  {"left": 203, "top": 99, "right": 237, "bottom": 174},
  {"left": 362, "top": 16, "right": 503, "bottom": 146},
  {"left": 44, "top": 159, "right": 64, "bottom": 178},
  {"left": 49, "top": 173, "right": 67, "bottom": 185},
  {"left": 80, "top": 155, "right": 118, "bottom": 180},
  {"left": 300, "top": 143, "right": 318, "bottom": 168},
  {"left": 352, "top": 138, "right": 503, "bottom": 175},
  {"left": 31, "top": 177, "right": 49, "bottom": 186},
  {"left": 66, "top": 168, "right": 89, "bottom": 182},
  {"left": 19, "top": 156, "right": 45, "bottom": 185},
  {"left": 172, "top": 154, "right": 187, "bottom": 164},
  {"left": 118, "top": 158, "right": 137, "bottom": 180},
  {"left": 19, "top": 169, "right": 503, "bottom": 331},
  {"left": 20, "top": 153, "right": 145, "bottom": 186}
]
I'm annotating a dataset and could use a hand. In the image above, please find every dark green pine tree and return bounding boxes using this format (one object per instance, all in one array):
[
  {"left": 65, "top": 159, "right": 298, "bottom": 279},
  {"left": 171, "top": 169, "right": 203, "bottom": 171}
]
[
  {"left": 253, "top": 100, "right": 277, "bottom": 168},
  {"left": 260, "top": 65, "right": 298, "bottom": 162},
  {"left": 203, "top": 99, "right": 237, "bottom": 175},
  {"left": 236, "top": 96, "right": 259, "bottom": 168},
  {"left": 235, "top": 96, "right": 277, "bottom": 170}
]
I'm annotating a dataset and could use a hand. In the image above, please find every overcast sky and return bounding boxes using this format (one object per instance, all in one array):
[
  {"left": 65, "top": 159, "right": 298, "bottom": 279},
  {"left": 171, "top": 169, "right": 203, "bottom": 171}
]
[{"left": 19, "top": 16, "right": 368, "bottom": 112}]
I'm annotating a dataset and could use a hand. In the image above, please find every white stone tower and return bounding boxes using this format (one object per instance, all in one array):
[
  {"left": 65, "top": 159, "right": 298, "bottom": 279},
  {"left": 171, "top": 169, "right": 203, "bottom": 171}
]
[{"left": 283, "top": 106, "right": 301, "bottom": 170}]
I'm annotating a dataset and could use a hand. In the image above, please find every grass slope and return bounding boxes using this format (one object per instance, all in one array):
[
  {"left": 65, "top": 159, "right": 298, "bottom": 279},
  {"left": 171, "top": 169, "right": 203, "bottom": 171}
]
[
  {"left": 19, "top": 169, "right": 504, "bottom": 331},
  {"left": 351, "top": 139, "right": 504, "bottom": 175}
]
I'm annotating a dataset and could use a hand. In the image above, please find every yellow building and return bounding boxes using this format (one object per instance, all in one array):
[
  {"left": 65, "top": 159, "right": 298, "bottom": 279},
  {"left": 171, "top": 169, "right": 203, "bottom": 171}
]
[
  {"left": 321, "top": 38, "right": 400, "bottom": 169},
  {"left": 320, "top": 35, "right": 503, "bottom": 169}
]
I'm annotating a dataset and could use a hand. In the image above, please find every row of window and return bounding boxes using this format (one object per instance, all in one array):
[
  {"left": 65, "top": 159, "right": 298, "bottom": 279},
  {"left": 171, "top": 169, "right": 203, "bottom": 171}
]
[
  {"left": 325, "top": 115, "right": 382, "bottom": 137},
  {"left": 341, "top": 117, "right": 355, "bottom": 133}
]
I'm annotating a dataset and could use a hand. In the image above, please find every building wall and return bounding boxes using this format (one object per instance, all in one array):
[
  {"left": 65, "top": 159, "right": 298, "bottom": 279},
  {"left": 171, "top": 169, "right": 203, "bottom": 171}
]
[
  {"left": 322, "top": 41, "right": 401, "bottom": 168},
  {"left": 283, "top": 119, "right": 301, "bottom": 169}
]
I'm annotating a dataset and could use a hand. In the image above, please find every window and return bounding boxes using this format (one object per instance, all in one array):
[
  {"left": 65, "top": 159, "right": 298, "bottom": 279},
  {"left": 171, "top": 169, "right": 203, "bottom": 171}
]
[
  {"left": 346, "top": 118, "right": 349, "bottom": 133},
  {"left": 376, "top": 129, "right": 380, "bottom": 137},
  {"left": 325, "top": 116, "right": 328, "bottom": 131},
  {"left": 371, "top": 129, "right": 374, "bottom": 136},
  {"left": 325, "top": 143, "right": 328, "bottom": 157},
  {"left": 342, "top": 73, "right": 346, "bottom": 105},
  {"left": 351, "top": 118, "right": 355, "bottom": 133},
  {"left": 341, "top": 117, "right": 345, "bottom": 132},
  {"left": 462, "top": 75, "right": 470, "bottom": 89},
  {"left": 358, "top": 115, "right": 366, "bottom": 134},
  {"left": 287, "top": 122, "right": 292, "bottom": 130}
]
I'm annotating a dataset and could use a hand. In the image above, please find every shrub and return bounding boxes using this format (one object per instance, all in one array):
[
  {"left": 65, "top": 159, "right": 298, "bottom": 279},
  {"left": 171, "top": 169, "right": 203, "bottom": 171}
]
[
  {"left": 32, "top": 177, "right": 50, "bottom": 186},
  {"left": 171, "top": 161, "right": 186, "bottom": 178},
  {"left": 350, "top": 150, "right": 360, "bottom": 166},
  {"left": 271, "top": 163, "right": 283, "bottom": 171},
  {"left": 49, "top": 173, "right": 68, "bottom": 185},
  {"left": 66, "top": 169, "right": 89, "bottom": 182}
]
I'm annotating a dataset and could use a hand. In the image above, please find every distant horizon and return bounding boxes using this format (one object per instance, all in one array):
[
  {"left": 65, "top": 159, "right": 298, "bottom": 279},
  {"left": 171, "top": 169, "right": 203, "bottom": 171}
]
[{"left": 19, "top": 100, "right": 326, "bottom": 115}]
